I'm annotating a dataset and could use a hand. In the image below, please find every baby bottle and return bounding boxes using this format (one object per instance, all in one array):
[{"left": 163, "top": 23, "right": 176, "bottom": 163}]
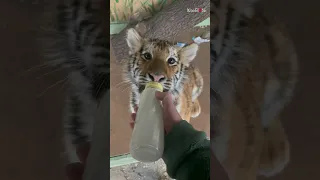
[{"left": 130, "top": 82, "right": 164, "bottom": 162}]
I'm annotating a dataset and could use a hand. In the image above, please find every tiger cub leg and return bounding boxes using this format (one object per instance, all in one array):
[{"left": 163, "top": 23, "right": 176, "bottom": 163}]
[
  {"left": 190, "top": 69, "right": 203, "bottom": 118},
  {"left": 258, "top": 117, "right": 290, "bottom": 177}
]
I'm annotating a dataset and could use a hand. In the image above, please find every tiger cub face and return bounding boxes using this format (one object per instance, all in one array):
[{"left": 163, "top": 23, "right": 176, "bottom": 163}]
[{"left": 124, "top": 28, "right": 199, "bottom": 93}]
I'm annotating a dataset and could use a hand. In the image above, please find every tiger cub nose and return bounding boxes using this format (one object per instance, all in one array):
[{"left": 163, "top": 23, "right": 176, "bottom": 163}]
[{"left": 149, "top": 73, "right": 165, "bottom": 82}]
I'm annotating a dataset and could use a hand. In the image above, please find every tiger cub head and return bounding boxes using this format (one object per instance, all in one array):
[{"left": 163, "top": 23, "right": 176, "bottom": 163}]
[{"left": 124, "top": 28, "right": 199, "bottom": 93}]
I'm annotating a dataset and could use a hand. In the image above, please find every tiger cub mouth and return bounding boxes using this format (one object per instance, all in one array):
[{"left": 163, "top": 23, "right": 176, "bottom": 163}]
[{"left": 138, "top": 84, "right": 170, "bottom": 94}]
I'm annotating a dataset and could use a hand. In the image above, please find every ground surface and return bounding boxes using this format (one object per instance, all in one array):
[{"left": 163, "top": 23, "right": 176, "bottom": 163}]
[
  {"left": 0, "top": 0, "right": 320, "bottom": 180},
  {"left": 111, "top": 160, "right": 171, "bottom": 180}
]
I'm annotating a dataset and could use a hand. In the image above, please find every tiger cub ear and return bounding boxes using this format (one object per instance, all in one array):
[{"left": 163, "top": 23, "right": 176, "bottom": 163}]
[
  {"left": 179, "top": 43, "right": 199, "bottom": 64},
  {"left": 126, "top": 28, "right": 143, "bottom": 55}
]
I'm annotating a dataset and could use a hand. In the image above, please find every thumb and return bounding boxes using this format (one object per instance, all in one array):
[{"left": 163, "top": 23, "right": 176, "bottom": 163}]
[{"left": 155, "top": 91, "right": 172, "bottom": 103}]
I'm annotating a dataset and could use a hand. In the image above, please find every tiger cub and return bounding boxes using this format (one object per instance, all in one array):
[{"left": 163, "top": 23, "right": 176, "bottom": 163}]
[
  {"left": 210, "top": 1, "right": 298, "bottom": 179},
  {"left": 123, "top": 28, "right": 204, "bottom": 122}
]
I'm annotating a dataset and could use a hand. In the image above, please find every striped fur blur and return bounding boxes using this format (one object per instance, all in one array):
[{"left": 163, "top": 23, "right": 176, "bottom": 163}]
[
  {"left": 43, "top": 0, "right": 109, "bottom": 163},
  {"left": 123, "top": 28, "right": 204, "bottom": 122},
  {"left": 211, "top": 0, "right": 298, "bottom": 179}
]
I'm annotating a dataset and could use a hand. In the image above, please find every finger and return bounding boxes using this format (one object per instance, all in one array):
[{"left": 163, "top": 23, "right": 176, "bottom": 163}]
[
  {"left": 65, "top": 163, "right": 84, "bottom": 180},
  {"left": 130, "top": 113, "right": 136, "bottom": 129},
  {"left": 155, "top": 91, "right": 166, "bottom": 101},
  {"left": 155, "top": 92, "right": 175, "bottom": 108},
  {"left": 76, "top": 142, "right": 90, "bottom": 164},
  {"left": 131, "top": 113, "right": 136, "bottom": 122},
  {"left": 130, "top": 121, "right": 135, "bottom": 129},
  {"left": 134, "top": 106, "right": 138, "bottom": 112},
  {"left": 155, "top": 91, "right": 172, "bottom": 102}
]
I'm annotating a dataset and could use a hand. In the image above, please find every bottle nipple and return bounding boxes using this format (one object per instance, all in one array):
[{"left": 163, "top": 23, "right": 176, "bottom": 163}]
[{"left": 145, "top": 82, "right": 163, "bottom": 92}]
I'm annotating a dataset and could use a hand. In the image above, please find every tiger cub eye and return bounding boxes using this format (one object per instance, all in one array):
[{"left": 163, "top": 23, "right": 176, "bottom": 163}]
[
  {"left": 143, "top": 53, "right": 152, "bottom": 60},
  {"left": 168, "top": 58, "right": 176, "bottom": 65}
]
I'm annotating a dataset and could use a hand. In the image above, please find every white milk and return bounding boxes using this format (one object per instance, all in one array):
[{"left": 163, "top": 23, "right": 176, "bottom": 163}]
[{"left": 130, "top": 82, "right": 164, "bottom": 162}]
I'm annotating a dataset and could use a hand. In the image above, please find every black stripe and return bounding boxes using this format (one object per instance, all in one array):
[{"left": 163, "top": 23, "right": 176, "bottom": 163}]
[
  {"left": 75, "top": 29, "right": 82, "bottom": 51},
  {"left": 133, "top": 67, "right": 139, "bottom": 76},
  {"left": 132, "top": 56, "right": 137, "bottom": 68},
  {"left": 238, "top": 19, "right": 248, "bottom": 27},
  {"left": 93, "top": 63, "right": 108, "bottom": 68},
  {"left": 72, "top": 0, "right": 80, "bottom": 21},
  {"left": 211, "top": 48, "right": 217, "bottom": 59},
  {"left": 80, "top": 69, "right": 90, "bottom": 79},
  {"left": 213, "top": 27, "right": 219, "bottom": 37},
  {"left": 225, "top": 5, "right": 235, "bottom": 31},
  {"left": 178, "top": 65, "right": 183, "bottom": 80},
  {"left": 130, "top": 92, "right": 137, "bottom": 107},
  {"left": 210, "top": 88, "right": 221, "bottom": 102},
  {"left": 78, "top": 20, "right": 92, "bottom": 38},
  {"left": 210, "top": 47, "right": 217, "bottom": 71},
  {"left": 85, "top": 0, "right": 92, "bottom": 12},
  {"left": 83, "top": 25, "right": 98, "bottom": 46},
  {"left": 87, "top": 24, "right": 99, "bottom": 35},
  {"left": 223, "top": 5, "right": 235, "bottom": 40},
  {"left": 79, "top": 20, "right": 91, "bottom": 29},
  {"left": 212, "top": 0, "right": 221, "bottom": 8},
  {"left": 264, "top": 33, "right": 278, "bottom": 58},
  {"left": 77, "top": 20, "right": 92, "bottom": 47},
  {"left": 139, "top": 47, "right": 144, "bottom": 54},
  {"left": 93, "top": 51, "right": 108, "bottom": 58},
  {"left": 91, "top": 73, "right": 109, "bottom": 100},
  {"left": 93, "top": 35, "right": 109, "bottom": 48},
  {"left": 57, "top": 4, "right": 68, "bottom": 32},
  {"left": 127, "top": 57, "right": 133, "bottom": 75},
  {"left": 68, "top": 95, "right": 88, "bottom": 145}
]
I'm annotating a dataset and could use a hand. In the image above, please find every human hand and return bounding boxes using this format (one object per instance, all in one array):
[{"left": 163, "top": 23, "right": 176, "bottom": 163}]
[
  {"left": 129, "top": 91, "right": 182, "bottom": 134},
  {"left": 65, "top": 142, "right": 90, "bottom": 180}
]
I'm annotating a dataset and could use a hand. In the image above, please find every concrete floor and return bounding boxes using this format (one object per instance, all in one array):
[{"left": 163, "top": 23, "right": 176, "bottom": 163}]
[
  {"left": 110, "top": 160, "right": 171, "bottom": 180},
  {"left": 1, "top": 0, "right": 320, "bottom": 180}
]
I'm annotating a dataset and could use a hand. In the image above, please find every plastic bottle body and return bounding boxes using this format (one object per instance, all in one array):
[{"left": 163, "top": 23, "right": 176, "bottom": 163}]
[{"left": 130, "top": 82, "right": 164, "bottom": 162}]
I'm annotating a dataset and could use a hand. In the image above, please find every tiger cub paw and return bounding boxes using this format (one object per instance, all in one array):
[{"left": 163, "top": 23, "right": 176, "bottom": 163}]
[
  {"left": 191, "top": 99, "right": 201, "bottom": 118},
  {"left": 258, "top": 120, "right": 290, "bottom": 177}
]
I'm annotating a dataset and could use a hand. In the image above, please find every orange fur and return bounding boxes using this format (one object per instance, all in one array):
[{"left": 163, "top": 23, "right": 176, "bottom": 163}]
[
  {"left": 179, "top": 67, "right": 203, "bottom": 122},
  {"left": 124, "top": 28, "right": 204, "bottom": 122},
  {"left": 213, "top": 10, "right": 297, "bottom": 180}
]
